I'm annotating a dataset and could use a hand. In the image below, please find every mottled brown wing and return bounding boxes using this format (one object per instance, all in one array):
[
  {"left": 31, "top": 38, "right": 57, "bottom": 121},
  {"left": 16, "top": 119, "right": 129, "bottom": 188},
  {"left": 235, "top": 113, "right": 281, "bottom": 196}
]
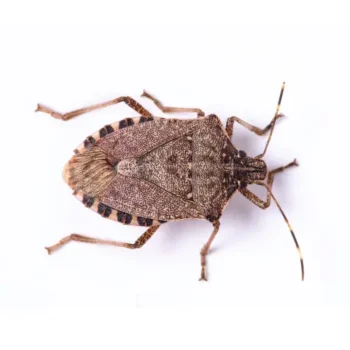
[
  {"left": 95, "top": 117, "right": 200, "bottom": 165},
  {"left": 67, "top": 116, "right": 207, "bottom": 224},
  {"left": 99, "top": 174, "right": 206, "bottom": 221}
]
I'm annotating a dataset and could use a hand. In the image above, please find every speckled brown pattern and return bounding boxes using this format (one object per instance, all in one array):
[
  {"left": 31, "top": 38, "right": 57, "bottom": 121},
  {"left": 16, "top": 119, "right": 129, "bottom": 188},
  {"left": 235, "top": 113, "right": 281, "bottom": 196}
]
[
  {"left": 191, "top": 115, "right": 233, "bottom": 219},
  {"left": 100, "top": 174, "right": 205, "bottom": 221},
  {"left": 96, "top": 117, "right": 198, "bottom": 164},
  {"left": 74, "top": 116, "right": 163, "bottom": 155},
  {"left": 118, "top": 135, "right": 193, "bottom": 199},
  {"left": 72, "top": 190, "right": 165, "bottom": 226},
  {"left": 68, "top": 115, "right": 244, "bottom": 222}
]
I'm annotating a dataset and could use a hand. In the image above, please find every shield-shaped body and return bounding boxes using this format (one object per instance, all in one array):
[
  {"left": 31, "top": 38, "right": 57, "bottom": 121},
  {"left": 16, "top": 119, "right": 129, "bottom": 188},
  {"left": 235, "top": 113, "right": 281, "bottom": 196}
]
[
  {"left": 39, "top": 84, "right": 303, "bottom": 281},
  {"left": 66, "top": 115, "right": 239, "bottom": 226}
]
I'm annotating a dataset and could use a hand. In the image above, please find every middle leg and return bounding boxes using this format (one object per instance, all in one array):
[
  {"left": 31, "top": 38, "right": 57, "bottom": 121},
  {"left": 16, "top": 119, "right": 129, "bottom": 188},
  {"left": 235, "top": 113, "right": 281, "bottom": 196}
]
[
  {"left": 199, "top": 220, "right": 221, "bottom": 281},
  {"left": 141, "top": 90, "right": 205, "bottom": 118}
]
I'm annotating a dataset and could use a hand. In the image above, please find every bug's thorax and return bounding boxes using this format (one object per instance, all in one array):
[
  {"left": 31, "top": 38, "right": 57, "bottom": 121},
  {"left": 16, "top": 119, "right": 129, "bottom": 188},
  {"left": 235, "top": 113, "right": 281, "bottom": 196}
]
[{"left": 231, "top": 152, "right": 267, "bottom": 185}]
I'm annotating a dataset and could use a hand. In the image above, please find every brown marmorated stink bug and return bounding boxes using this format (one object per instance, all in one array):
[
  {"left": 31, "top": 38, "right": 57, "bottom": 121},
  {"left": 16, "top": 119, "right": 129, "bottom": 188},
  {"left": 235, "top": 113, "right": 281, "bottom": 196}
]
[{"left": 36, "top": 83, "right": 304, "bottom": 281}]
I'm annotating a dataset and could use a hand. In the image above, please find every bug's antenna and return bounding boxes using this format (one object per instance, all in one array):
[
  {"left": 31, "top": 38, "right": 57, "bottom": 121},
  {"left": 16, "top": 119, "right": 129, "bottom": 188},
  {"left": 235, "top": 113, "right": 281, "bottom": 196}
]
[
  {"left": 257, "top": 82, "right": 285, "bottom": 159},
  {"left": 255, "top": 181, "right": 304, "bottom": 281}
]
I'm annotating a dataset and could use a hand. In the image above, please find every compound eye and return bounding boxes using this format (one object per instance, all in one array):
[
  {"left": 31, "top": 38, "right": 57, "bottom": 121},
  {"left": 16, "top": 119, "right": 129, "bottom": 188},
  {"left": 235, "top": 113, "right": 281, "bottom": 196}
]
[{"left": 239, "top": 150, "right": 247, "bottom": 158}]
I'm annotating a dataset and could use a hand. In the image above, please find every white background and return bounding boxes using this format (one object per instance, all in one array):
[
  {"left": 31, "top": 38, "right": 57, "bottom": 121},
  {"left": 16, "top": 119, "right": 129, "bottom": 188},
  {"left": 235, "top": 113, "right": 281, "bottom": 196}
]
[{"left": 1, "top": 13, "right": 350, "bottom": 350}]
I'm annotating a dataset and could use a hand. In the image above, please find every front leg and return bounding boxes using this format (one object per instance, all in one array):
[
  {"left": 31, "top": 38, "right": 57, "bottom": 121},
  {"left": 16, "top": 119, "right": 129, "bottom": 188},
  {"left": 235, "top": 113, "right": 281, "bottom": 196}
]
[
  {"left": 239, "top": 159, "right": 298, "bottom": 209},
  {"left": 226, "top": 82, "right": 286, "bottom": 159},
  {"left": 238, "top": 160, "right": 304, "bottom": 281},
  {"left": 225, "top": 114, "right": 284, "bottom": 139}
]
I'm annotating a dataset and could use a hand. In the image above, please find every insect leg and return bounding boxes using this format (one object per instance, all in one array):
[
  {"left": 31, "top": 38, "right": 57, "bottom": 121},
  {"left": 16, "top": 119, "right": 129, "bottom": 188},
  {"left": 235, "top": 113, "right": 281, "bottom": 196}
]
[
  {"left": 239, "top": 180, "right": 304, "bottom": 281},
  {"left": 257, "top": 82, "right": 285, "bottom": 158},
  {"left": 225, "top": 114, "right": 284, "bottom": 139},
  {"left": 141, "top": 90, "right": 205, "bottom": 118},
  {"left": 239, "top": 187, "right": 269, "bottom": 209},
  {"left": 239, "top": 159, "right": 298, "bottom": 209},
  {"left": 36, "top": 96, "right": 152, "bottom": 121},
  {"left": 45, "top": 225, "right": 160, "bottom": 254},
  {"left": 199, "top": 220, "right": 220, "bottom": 281},
  {"left": 226, "top": 82, "right": 286, "bottom": 157},
  {"left": 265, "top": 159, "right": 299, "bottom": 205}
]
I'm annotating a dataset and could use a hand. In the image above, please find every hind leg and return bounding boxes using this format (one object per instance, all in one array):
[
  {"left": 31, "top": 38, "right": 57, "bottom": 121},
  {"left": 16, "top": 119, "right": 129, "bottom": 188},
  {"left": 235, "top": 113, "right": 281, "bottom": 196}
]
[
  {"left": 45, "top": 225, "right": 160, "bottom": 254},
  {"left": 36, "top": 96, "right": 152, "bottom": 121}
]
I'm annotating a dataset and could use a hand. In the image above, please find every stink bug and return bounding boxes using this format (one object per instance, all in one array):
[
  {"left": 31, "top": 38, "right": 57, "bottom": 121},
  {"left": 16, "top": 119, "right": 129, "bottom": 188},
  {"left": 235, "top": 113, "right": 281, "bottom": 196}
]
[{"left": 37, "top": 83, "right": 304, "bottom": 281}]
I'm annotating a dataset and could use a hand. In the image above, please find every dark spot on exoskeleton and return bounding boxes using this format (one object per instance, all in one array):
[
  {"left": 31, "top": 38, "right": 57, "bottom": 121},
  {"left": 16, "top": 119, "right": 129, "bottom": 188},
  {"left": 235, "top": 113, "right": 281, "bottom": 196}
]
[
  {"left": 223, "top": 154, "right": 231, "bottom": 164},
  {"left": 240, "top": 181, "right": 248, "bottom": 189},
  {"left": 117, "top": 210, "right": 132, "bottom": 224},
  {"left": 146, "top": 218, "right": 153, "bottom": 226},
  {"left": 82, "top": 194, "right": 94, "bottom": 207},
  {"left": 239, "top": 150, "right": 247, "bottom": 158},
  {"left": 207, "top": 170, "right": 215, "bottom": 177},
  {"left": 137, "top": 217, "right": 153, "bottom": 226},
  {"left": 97, "top": 203, "right": 112, "bottom": 218},
  {"left": 103, "top": 207, "right": 112, "bottom": 218},
  {"left": 227, "top": 185, "right": 236, "bottom": 198},
  {"left": 139, "top": 116, "right": 148, "bottom": 123},
  {"left": 139, "top": 116, "right": 154, "bottom": 123},
  {"left": 74, "top": 149, "right": 79, "bottom": 155},
  {"left": 84, "top": 136, "right": 96, "bottom": 148},
  {"left": 206, "top": 214, "right": 220, "bottom": 223},
  {"left": 99, "top": 128, "right": 107, "bottom": 138},
  {"left": 119, "top": 119, "right": 127, "bottom": 129},
  {"left": 168, "top": 154, "right": 177, "bottom": 163},
  {"left": 88, "top": 136, "right": 95, "bottom": 144},
  {"left": 188, "top": 151, "right": 192, "bottom": 163},
  {"left": 126, "top": 118, "right": 134, "bottom": 126},
  {"left": 98, "top": 203, "right": 106, "bottom": 214},
  {"left": 106, "top": 125, "right": 114, "bottom": 134},
  {"left": 224, "top": 171, "right": 235, "bottom": 183}
]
